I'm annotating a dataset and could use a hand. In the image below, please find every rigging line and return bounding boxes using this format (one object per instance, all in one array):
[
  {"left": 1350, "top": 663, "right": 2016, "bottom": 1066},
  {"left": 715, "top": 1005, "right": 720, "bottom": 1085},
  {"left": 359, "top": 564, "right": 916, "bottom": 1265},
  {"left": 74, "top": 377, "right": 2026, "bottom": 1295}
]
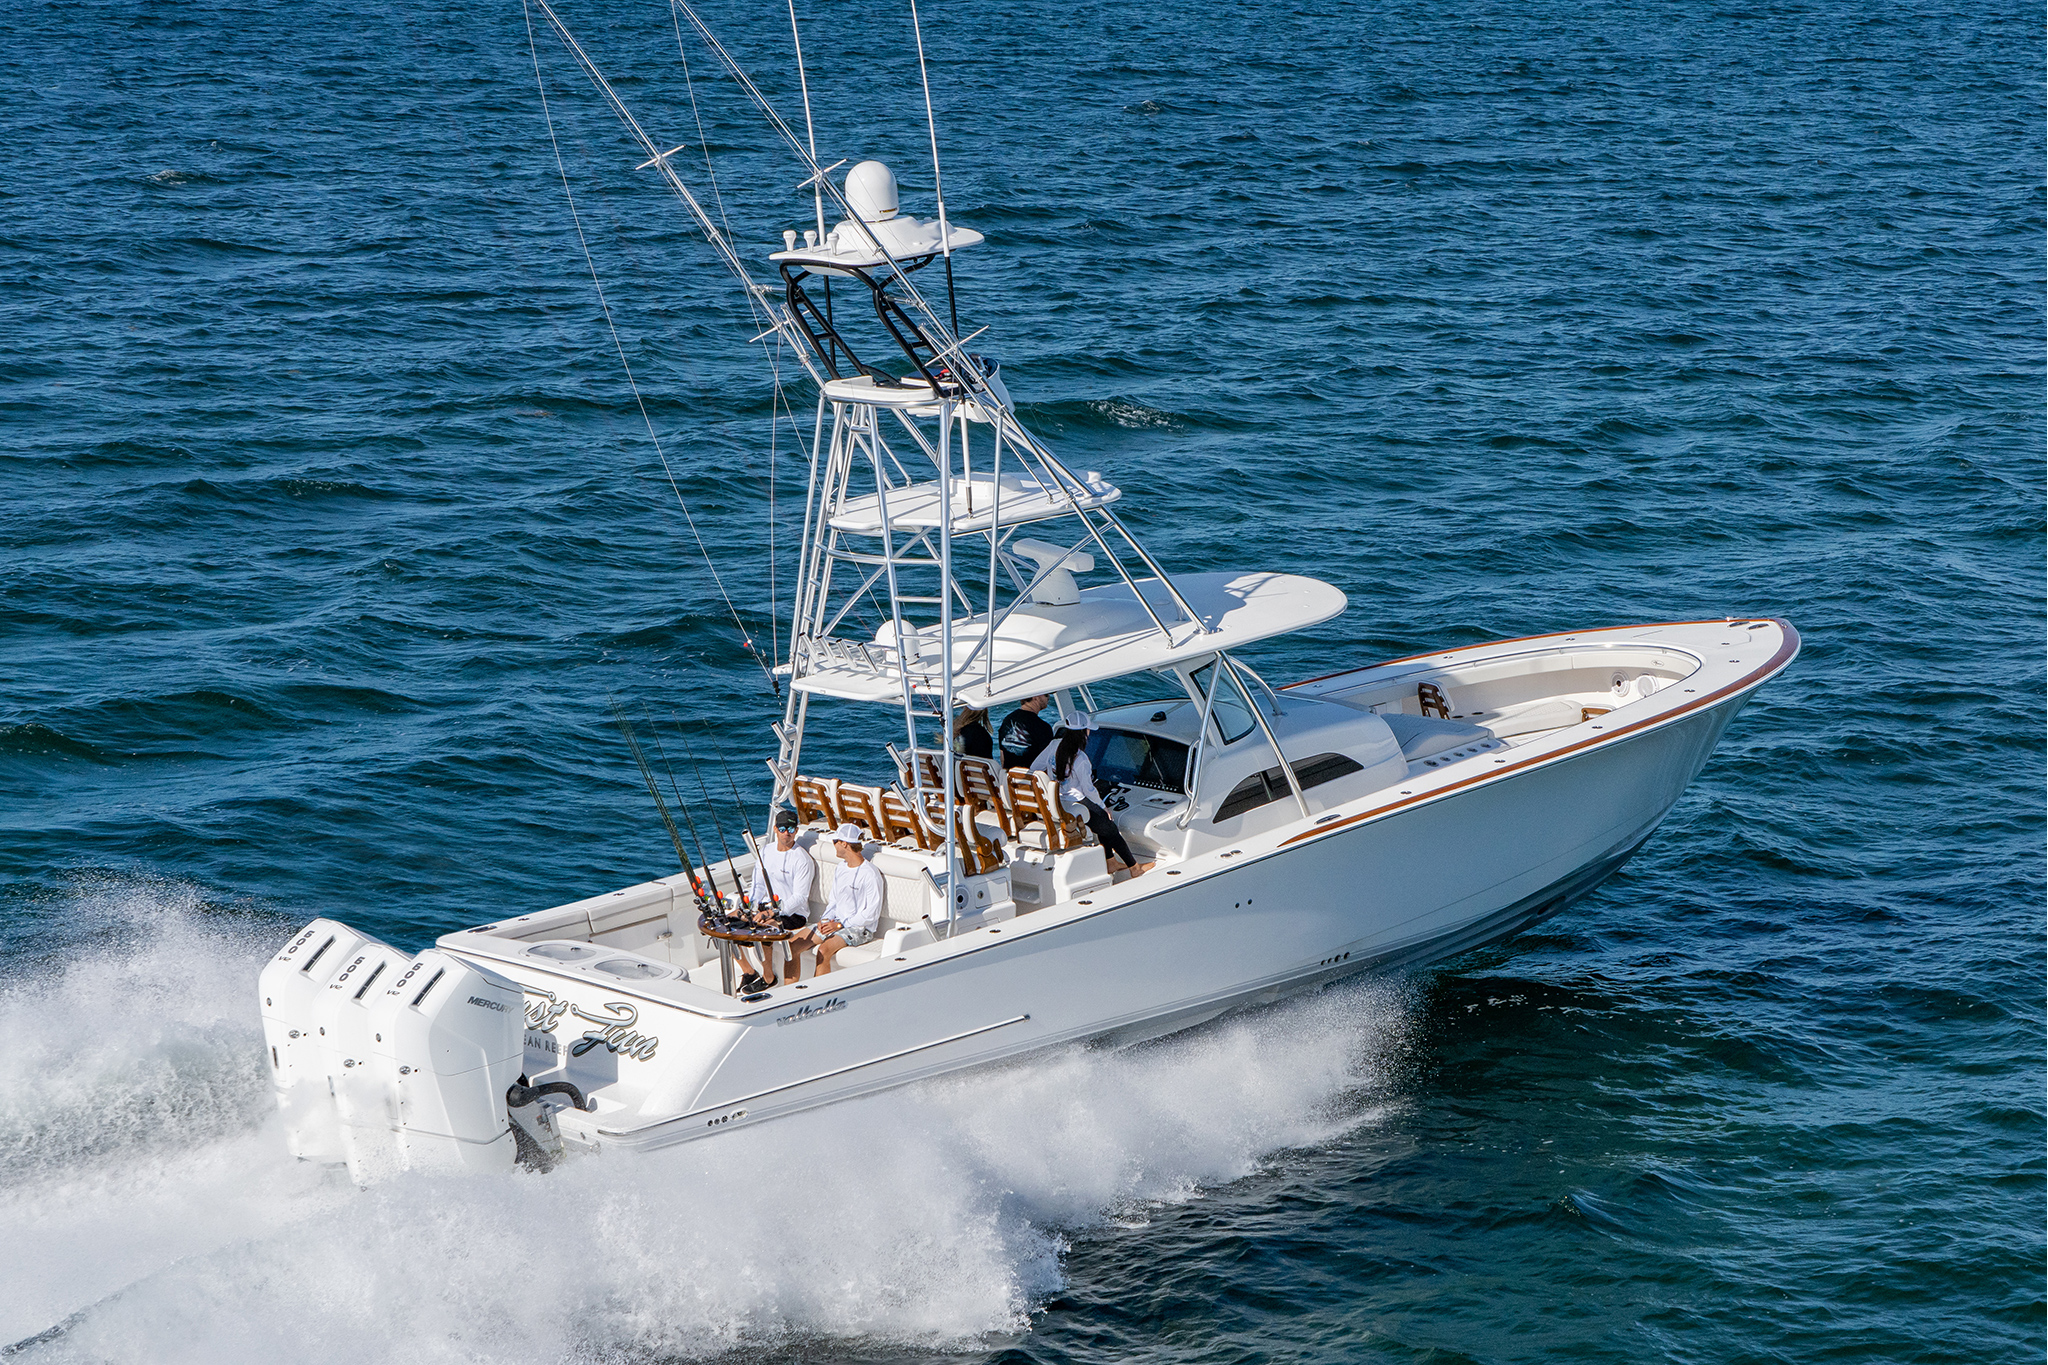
[
  {"left": 531, "top": 0, "right": 811, "bottom": 376},
  {"left": 764, "top": 337, "right": 812, "bottom": 667},
  {"left": 668, "top": 2, "right": 737, "bottom": 249},
  {"left": 766, "top": 333, "right": 784, "bottom": 669},
  {"left": 671, "top": 0, "right": 968, "bottom": 376},
  {"left": 523, "top": 0, "right": 778, "bottom": 693},
  {"left": 906, "top": 0, "right": 960, "bottom": 338}
]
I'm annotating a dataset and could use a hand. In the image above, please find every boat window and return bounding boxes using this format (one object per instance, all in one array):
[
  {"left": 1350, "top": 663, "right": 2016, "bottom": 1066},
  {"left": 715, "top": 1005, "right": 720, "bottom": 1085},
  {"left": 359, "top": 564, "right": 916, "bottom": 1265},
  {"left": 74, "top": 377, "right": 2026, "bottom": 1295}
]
[
  {"left": 1086, "top": 728, "right": 1190, "bottom": 795},
  {"left": 1188, "top": 663, "right": 1257, "bottom": 745},
  {"left": 1212, "top": 753, "right": 1365, "bottom": 822}
]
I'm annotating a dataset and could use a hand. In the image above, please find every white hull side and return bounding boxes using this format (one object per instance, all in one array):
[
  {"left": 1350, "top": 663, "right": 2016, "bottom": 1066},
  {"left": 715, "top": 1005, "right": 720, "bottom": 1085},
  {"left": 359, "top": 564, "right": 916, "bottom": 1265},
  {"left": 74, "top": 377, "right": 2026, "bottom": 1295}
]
[{"left": 563, "top": 694, "right": 1742, "bottom": 1152}]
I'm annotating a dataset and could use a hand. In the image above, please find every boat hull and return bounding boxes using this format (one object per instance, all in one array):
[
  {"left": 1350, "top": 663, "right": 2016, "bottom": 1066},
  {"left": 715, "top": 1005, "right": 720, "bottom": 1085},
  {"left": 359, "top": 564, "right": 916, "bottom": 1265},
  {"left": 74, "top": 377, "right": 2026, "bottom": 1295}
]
[{"left": 559, "top": 688, "right": 1746, "bottom": 1153}]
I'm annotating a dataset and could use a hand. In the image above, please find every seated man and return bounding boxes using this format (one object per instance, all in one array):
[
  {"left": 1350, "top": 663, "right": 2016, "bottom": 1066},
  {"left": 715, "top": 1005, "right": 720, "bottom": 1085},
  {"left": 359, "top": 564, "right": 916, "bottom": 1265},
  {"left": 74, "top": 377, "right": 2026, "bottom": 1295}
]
[
  {"left": 738, "top": 808, "right": 816, "bottom": 992},
  {"left": 785, "top": 823, "right": 884, "bottom": 978}
]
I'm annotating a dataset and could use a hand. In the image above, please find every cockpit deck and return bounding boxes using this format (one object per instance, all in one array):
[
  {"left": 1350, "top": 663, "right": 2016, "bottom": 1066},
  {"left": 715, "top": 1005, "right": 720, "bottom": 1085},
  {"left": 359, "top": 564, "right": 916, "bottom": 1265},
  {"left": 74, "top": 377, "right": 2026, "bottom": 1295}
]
[{"left": 447, "top": 631, "right": 1715, "bottom": 1005}]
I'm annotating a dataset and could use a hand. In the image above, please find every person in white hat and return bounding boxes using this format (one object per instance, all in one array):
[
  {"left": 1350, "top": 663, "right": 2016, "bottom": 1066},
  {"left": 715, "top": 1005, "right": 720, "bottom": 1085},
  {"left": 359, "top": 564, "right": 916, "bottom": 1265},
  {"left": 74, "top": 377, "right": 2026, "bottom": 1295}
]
[
  {"left": 784, "top": 823, "right": 884, "bottom": 978},
  {"left": 1030, "top": 712, "right": 1151, "bottom": 879}
]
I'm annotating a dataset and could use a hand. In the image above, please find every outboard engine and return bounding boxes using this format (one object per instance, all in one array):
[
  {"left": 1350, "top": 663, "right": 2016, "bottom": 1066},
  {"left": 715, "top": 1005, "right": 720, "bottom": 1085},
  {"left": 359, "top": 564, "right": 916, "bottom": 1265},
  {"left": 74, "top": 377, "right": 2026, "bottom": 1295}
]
[
  {"left": 260, "top": 919, "right": 374, "bottom": 1163},
  {"left": 259, "top": 922, "right": 525, "bottom": 1182}
]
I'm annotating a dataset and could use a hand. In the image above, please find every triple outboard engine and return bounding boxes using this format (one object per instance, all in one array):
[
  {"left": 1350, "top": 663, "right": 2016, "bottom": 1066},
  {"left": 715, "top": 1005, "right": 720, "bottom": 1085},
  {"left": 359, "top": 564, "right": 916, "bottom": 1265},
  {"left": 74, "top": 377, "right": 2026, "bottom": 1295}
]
[{"left": 259, "top": 919, "right": 525, "bottom": 1183}]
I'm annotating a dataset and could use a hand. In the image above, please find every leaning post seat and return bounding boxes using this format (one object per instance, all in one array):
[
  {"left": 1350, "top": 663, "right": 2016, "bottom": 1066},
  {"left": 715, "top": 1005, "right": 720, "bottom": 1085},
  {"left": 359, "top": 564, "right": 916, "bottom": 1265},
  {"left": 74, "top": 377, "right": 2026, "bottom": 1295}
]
[
  {"left": 791, "top": 775, "right": 840, "bottom": 828},
  {"left": 955, "top": 756, "right": 1016, "bottom": 837},
  {"left": 950, "top": 801, "right": 1004, "bottom": 876},
  {"left": 1004, "top": 767, "right": 1083, "bottom": 854}
]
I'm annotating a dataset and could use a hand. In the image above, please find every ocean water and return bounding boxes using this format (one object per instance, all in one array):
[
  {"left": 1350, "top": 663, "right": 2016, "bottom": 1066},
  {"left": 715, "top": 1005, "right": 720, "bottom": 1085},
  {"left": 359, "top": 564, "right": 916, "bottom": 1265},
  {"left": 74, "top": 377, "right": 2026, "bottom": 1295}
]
[{"left": 2, "top": 0, "right": 2041, "bottom": 1359}]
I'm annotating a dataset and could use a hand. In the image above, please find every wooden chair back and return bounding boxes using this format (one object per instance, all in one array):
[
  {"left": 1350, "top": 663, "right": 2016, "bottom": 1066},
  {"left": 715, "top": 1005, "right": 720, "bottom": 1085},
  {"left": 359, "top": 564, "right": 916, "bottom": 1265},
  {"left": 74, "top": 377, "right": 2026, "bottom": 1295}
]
[
  {"left": 791, "top": 775, "right": 838, "bottom": 828},
  {"left": 954, "top": 757, "right": 1013, "bottom": 837},
  {"left": 834, "top": 783, "right": 883, "bottom": 840},
  {"left": 878, "top": 789, "right": 939, "bottom": 850},
  {"left": 1005, "top": 767, "right": 1082, "bottom": 853}
]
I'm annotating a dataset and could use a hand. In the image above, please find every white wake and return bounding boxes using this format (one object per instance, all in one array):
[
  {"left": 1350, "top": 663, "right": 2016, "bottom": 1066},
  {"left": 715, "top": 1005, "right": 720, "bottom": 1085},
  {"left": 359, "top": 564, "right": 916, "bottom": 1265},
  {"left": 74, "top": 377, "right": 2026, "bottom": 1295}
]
[{"left": 0, "top": 877, "right": 1416, "bottom": 1362}]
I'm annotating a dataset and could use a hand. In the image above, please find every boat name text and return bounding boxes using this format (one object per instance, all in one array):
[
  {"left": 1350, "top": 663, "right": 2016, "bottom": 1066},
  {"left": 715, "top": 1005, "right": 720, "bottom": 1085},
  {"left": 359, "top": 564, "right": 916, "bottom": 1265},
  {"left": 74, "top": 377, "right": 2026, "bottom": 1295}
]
[
  {"left": 522, "top": 988, "right": 660, "bottom": 1061},
  {"left": 775, "top": 997, "right": 845, "bottom": 1026}
]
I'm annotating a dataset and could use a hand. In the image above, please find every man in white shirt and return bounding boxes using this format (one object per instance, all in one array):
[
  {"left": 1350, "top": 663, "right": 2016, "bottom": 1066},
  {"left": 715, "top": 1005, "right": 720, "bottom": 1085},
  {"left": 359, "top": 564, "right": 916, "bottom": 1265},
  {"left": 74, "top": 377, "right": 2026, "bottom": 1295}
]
[
  {"left": 785, "top": 823, "right": 884, "bottom": 978},
  {"left": 739, "top": 809, "right": 816, "bottom": 990}
]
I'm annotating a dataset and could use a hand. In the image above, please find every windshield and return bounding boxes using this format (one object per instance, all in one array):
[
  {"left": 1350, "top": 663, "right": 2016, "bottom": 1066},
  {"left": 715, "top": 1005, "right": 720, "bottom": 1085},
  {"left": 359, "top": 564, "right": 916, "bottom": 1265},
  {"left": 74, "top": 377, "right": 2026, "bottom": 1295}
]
[
  {"left": 1085, "top": 728, "right": 1191, "bottom": 794},
  {"left": 1188, "top": 662, "right": 1256, "bottom": 745}
]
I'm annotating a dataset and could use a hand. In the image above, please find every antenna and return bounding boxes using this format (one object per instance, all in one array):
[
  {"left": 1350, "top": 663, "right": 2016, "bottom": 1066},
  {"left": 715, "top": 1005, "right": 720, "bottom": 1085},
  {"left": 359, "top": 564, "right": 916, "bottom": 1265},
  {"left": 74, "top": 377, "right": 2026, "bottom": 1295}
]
[
  {"left": 785, "top": 0, "right": 825, "bottom": 241},
  {"left": 907, "top": 0, "right": 959, "bottom": 337}
]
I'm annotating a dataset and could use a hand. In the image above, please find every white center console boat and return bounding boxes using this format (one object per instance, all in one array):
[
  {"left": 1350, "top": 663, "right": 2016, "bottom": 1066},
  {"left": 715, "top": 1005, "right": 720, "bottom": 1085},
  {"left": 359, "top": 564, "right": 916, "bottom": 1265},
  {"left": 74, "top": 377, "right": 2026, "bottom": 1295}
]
[{"left": 255, "top": 7, "right": 1798, "bottom": 1183}]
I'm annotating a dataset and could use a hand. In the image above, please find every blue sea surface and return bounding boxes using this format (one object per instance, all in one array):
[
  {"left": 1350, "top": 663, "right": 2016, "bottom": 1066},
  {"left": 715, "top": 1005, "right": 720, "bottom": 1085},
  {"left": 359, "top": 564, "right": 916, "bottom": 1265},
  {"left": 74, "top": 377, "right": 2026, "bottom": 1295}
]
[{"left": 1, "top": 0, "right": 2041, "bottom": 1360}]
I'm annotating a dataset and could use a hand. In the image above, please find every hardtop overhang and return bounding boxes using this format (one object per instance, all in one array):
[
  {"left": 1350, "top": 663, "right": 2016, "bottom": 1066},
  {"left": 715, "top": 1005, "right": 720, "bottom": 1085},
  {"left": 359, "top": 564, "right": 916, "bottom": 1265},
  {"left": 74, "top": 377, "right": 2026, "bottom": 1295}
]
[{"left": 789, "top": 570, "right": 1347, "bottom": 708}]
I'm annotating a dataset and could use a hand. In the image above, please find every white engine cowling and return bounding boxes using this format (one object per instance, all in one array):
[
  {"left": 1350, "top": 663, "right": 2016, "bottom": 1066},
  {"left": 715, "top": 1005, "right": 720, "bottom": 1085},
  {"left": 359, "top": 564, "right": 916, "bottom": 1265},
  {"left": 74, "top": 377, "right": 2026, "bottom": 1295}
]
[
  {"left": 315, "top": 938, "right": 420, "bottom": 1183},
  {"left": 259, "top": 919, "right": 375, "bottom": 1163},
  {"left": 259, "top": 923, "right": 525, "bottom": 1181},
  {"left": 368, "top": 948, "right": 524, "bottom": 1174}
]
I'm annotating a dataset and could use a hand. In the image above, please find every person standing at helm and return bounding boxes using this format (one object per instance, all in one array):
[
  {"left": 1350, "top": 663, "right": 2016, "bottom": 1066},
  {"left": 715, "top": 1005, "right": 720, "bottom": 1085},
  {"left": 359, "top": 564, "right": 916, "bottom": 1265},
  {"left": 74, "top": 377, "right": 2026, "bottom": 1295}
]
[
  {"left": 997, "top": 695, "right": 1055, "bottom": 771},
  {"left": 952, "top": 706, "right": 994, "bottom": 761}
]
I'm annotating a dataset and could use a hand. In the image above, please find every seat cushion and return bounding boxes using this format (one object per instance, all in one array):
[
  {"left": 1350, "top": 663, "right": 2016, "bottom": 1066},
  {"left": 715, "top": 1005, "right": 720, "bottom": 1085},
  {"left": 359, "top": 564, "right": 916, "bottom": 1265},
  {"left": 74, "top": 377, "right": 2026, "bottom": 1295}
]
[{"left": 1380, "top": 713, "right": 1498, "bottom": 761}]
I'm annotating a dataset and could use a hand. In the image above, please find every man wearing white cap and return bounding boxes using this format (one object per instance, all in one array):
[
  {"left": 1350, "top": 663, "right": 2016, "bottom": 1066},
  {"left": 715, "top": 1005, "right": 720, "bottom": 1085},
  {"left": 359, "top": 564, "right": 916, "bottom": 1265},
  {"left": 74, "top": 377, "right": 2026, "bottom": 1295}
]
[{"left": 785, "top": 823, "right": 884, "bottom": 978}]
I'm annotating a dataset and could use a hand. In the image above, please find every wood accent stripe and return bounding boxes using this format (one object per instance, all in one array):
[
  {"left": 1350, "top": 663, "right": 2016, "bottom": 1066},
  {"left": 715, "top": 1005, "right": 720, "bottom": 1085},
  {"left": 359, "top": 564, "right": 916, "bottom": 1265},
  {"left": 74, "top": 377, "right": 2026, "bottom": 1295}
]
[{"left": 1281, "top": 617, "right": 1763, "bottom": 690}]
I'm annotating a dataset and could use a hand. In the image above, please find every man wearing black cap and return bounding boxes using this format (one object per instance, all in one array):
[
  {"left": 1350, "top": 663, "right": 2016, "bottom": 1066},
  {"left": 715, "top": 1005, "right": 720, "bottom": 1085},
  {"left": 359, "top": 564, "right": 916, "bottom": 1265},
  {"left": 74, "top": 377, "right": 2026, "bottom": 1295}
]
[{"left": 740, "top": 809, "right": 816, "bottom": 990}]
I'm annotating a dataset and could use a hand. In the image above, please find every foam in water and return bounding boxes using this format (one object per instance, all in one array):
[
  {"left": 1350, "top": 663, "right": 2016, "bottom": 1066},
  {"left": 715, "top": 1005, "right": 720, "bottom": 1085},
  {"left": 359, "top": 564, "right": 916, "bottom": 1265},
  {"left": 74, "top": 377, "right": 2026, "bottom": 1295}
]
[{"left": 0, "top": 878, "right": 1416, "bottom": 1362}]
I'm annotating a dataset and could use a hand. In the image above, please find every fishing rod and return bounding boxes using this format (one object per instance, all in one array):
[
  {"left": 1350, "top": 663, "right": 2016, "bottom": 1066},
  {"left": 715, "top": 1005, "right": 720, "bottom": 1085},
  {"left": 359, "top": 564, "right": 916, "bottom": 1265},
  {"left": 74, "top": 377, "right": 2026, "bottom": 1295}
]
[
  {"left": 639, "top": 708, "right": 728, "bottom": 909},
  {"left": 693, "top": 714, "right": 781, "bottom": 912},
  {"left": 671, "top": 715, "right": 748, "bottom": 905},
  {"left": 607, "top": 699, "right": 702, "bottom": 901}
]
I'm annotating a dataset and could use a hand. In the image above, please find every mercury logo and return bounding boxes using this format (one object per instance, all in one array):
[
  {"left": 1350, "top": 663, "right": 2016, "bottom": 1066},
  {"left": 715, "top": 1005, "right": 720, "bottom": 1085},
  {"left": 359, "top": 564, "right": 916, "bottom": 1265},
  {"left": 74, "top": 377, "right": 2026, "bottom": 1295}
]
[{"left": 468, "top": 995, "right": 508, "bottom": 1011}]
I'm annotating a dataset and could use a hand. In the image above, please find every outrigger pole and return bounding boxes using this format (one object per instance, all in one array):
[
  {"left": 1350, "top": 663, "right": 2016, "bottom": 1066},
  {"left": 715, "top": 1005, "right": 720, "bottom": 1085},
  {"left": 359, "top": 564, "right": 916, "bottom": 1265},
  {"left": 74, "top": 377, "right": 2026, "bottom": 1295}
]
[{"left": 668, "top": 0, "right": 1211, "bottom": 639}]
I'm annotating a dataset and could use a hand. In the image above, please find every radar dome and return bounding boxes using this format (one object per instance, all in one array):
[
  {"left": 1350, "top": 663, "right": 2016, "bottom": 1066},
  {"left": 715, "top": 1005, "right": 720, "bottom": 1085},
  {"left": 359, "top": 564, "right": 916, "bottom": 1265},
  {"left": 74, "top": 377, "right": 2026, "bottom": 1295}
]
[{"left": 844, "top": 161, "right": 900, "bottom": 222}]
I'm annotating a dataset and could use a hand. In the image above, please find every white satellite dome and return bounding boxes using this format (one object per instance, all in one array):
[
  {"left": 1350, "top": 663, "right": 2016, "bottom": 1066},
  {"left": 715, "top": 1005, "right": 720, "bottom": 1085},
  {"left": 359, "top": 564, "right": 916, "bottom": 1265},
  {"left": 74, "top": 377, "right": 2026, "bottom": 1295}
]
[{"left": 844, "top": 161, "right": 899, "bottom": 222}]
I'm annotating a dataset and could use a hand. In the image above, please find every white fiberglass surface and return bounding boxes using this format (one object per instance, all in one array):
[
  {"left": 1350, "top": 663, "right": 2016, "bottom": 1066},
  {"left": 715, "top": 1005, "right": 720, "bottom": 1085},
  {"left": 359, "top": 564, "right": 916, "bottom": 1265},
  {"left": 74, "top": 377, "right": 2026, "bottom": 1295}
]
[
  {"left": 0, "top": 875, "right": 1418, "bottom": 1361},
  {"left": 795, "top": 570, "right": 1347, "bottom": 705}
]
